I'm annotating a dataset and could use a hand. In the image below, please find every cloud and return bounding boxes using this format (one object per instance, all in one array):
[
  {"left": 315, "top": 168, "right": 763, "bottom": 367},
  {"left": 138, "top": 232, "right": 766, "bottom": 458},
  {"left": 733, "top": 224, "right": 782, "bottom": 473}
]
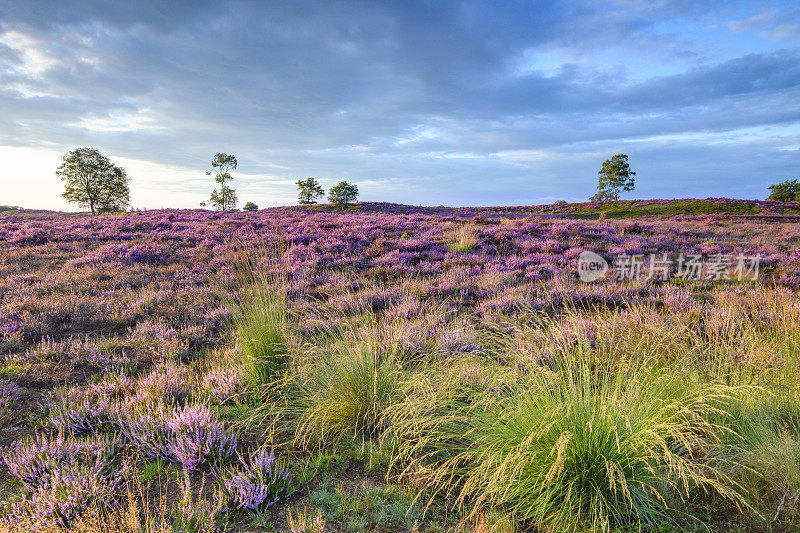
[{"left": 0, "top": 0, "right": 798, "bottom": 208}]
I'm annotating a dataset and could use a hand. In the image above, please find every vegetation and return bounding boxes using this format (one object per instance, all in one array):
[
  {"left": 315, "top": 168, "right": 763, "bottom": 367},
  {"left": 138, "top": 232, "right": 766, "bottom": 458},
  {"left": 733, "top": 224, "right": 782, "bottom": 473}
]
[
  {"left": 2, "top": 206, "right": 800, "bottom": 531},
  {"left": 767, "top": 178, "right": 800, "bottom": 202},
  {"left": 203, "top": 153, "right": 238, "bottom": 211},
  {"left": 242, "top": 201, "right": 258, "bottom": 211},
  {"left": 297, "top": 178, "right": 325, "bottom": 205},
  {"left": 56, "top": 147, "right": 130, "bottom": 215},
  {"left": 327, "top": 181, "right": 359, "bottom": 205},
  {"left": 591, "top": 154, "right": 636, "bottom": 202}
]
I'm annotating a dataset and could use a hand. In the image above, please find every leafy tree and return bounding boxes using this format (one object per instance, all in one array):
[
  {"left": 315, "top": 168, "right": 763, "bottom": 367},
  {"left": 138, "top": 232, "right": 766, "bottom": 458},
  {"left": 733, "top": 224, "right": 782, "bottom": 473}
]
[
  {"left": 243, "top": 201, "right": 258, "bottom": 211},
  {"left": 328, "top": 181, "right": 359, "bottom": 205},
  {"left": 297, "top": 178, "right": 324, "bottom": 205},
  {"left": 206, "top": 153, "right": 238, "bottom": 211},
  {"left": 591, "top": 154, "right": 636, "bottom": 202},
  {"left": 56, "top": 147, "right": 130, "bottom": 215},
  {"left": 767, "top": 179, "right": 800, "bottom": 202}
]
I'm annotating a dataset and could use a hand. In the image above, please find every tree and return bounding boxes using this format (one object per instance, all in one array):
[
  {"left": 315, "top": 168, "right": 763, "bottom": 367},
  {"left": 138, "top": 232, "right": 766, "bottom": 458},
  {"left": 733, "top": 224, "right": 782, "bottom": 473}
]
[
  {"left": 328, "top": 181, "right": 359, "bottom": 205},
  {"left": 591, "top": 154, "right": 636, "bottom": 202},
  {"left": 297, "top": 178, "right": 324, "bottom": 205},
  {"left": 56, "top": 147, "right": 130, "bottom": 215},
  {"left": 206, "top": 153, "right": 238, "bottom": 211},
  {"left": 243, "top": 201, "right": 258, "bottom": 211},
  {"left": 767, "top": 179, "right": 800, "bottom": 202}
]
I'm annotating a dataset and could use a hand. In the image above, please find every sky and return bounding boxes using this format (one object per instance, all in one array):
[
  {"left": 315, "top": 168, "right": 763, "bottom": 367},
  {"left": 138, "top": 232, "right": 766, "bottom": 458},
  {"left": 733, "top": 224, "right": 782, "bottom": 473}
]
[{"left": 1, "top": 0, "right": 799, "bottom": 210}]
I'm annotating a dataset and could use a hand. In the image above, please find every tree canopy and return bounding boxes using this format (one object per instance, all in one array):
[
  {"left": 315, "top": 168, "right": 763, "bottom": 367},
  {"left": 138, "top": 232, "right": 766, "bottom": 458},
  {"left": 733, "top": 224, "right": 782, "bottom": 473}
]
[
  {"left": 767, "top": 179, "right": 800, "bottom": 202},
  {"left": 591, "top": 154, "right": 636, "bottom": 202},
  {"left": 205, "top": 153, "right": 238, "bottom": 211},
  {"left": 57, "top": 147, "right": 130, "bottom": 215},
  {"left": 328, "top": 181, "right": 359, "bottom": 205},
  {"left": 297, "top": 178, "right": 325, "bottom": 205},
  {"left": 243, "top": 201, "right": 258, "bottom": 211}
]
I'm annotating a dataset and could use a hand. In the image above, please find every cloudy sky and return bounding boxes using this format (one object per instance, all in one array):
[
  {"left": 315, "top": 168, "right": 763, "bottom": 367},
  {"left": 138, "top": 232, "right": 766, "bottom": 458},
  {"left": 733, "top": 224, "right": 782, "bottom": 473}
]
[{"left": 1, "top": 1, "right": 799, "bottom": 210}]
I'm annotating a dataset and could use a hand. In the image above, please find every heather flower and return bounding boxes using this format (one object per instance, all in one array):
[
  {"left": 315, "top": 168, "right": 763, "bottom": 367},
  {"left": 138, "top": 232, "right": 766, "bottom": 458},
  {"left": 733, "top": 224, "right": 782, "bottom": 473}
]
[
  {"left": 2, "top": 434, "right": 118, "bottom": 490},
  {"left": 45, "top": 398, "right": 118, "bottom": 437},
  {"left": 6, "top": 459, "right": 124, "bottom": 529},
  {"left": 135, "top": 361, "right": 194, "bottom": 405},
  {"left": 0, "top": 379, "right": 22, "bottom": 408},
  {"left": 116, "top": 405, "right": 177, "bottom": 463},
  {"left": 219, "top": 447, "right": 294, "bottom": 510},
  {"left": 202, "top": 366, "right": 247, "bottom": 404},
  {"left": 166, "top": 404, "right": 237, "bottom": 473}
]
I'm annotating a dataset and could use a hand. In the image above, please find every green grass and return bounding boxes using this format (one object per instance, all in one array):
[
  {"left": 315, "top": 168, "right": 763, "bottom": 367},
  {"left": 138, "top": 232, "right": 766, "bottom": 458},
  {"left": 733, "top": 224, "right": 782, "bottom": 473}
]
[
  {"left": 386, "top": 348, "right": 745, "bottom": 532},
  {"left": 218, "top": 243, "right": 289, "bottom": 388},
  {"left": 139, "top": 458, "right": 167, "bottom": 483}
]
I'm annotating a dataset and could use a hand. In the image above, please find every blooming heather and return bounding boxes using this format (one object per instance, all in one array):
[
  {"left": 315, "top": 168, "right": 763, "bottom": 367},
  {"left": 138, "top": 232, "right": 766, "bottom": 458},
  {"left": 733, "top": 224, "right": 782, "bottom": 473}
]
[
  {"left": 135, "top": 361, "right": 194, "bottom": 405},
  {"left": 202, "top": 366, "right": 247, "bottom": 404},
  {"left": 0, "top": 379, "right": 22, "bottom": 408},
  {"left": 166, "top": 404, "right": 237, "bottom": 473},
  {"left": 220, "top": 447, "right": 294, "bottom": 510}
]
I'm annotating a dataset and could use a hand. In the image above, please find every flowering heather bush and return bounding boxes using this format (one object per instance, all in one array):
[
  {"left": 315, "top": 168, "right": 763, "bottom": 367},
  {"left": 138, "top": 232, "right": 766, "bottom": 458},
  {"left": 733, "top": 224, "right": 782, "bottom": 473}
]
[
  {"left": 10, "top": 336, "right": 123, "bottom": 371},
  {"left": 44, "top": 395, "right": 118, "bottom": 437},
  {"left": 6, "top": 461, "right": 124, "bottom": 529},
  {"left": 219, "top": 447, "right": 294, "bottom": 510},
  {"left": 1, "top": 433, "right": 120, "bottom": 491},
  {"left": 0, "top": 379, "right": 22, "bottom": 408},
  {"left": 135, "top": 361, "right": 194, "bottom": 405},
  {"left": 166, "top": 404, "right": 237, "bottom": 473},
  {"left": 119, "top": 403, "right": 236, "bottom": 472},
  {"left": 202, "top": 366, "right": 247, "bottom": 404},
  {"left": 0, "top": 313, "right": 24, "bottom": 352},
  {"left": 116, "top": 405, "right": 177, "bottom": 464},
  {"left": 2, "top": 433, "right": 123, "bottom": 528}
]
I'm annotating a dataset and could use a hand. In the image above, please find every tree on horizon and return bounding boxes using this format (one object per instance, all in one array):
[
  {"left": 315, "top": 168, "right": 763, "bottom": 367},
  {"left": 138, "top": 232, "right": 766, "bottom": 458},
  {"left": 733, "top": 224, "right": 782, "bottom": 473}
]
[
  {"left": 591, "top": 154, "right": 636, "bottom": 202},
  {"left": 297, "top": 178, "right": 325, "bottom": 205},
  {"left": 204, "top": 153, "right": 238, "bottom": 211},
  {"left": 57, "top": 147, "right": 130, "bottom": 215},
  {"left": 328, "top": 181, "right": 359, "bottom": 205}
]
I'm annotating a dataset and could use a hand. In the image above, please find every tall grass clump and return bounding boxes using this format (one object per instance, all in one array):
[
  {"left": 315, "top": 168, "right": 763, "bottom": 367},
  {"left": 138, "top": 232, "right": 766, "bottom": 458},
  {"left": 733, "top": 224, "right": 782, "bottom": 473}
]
[
  {"left": 387, "top": 349, "right": 743, "bottom": 532},
  {"left": 218, "top": 243, "right": 289, "bottom": 388},
  {"left": 293, "top": 314, "right": 404, "bottom": 445}
]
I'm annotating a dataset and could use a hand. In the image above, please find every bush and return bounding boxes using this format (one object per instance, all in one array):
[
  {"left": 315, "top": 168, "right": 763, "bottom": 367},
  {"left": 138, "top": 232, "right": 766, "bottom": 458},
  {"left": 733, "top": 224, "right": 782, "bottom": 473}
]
[
  {"left": 2, "top": 434, "right": 123, "bottom": 528},
  {"left": 118, "top": 403, "right": 237, "bottom": 472},
  {"left": 219, "top": 446, "right": 294, "bottom": 509},
  {"left": 767, "top": 179, "right": 800, "bottom": 201}
]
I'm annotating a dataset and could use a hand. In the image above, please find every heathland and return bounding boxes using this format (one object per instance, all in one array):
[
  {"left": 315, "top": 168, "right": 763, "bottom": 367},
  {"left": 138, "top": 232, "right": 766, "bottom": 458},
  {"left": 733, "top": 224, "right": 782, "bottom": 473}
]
[{"left": 1, "top": 199, "right": 799, "bottom": 532}]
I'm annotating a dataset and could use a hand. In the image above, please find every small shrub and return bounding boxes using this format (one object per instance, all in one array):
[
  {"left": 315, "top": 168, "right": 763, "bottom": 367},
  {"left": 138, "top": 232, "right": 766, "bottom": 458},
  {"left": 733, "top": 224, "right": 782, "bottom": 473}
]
[
  {"left": 135, "top": 361, "right": 193, "bottom": 405},
  {"left": 166, "top": 404, "right": 237, "bottom": 473},
  {"left": 219, "top": 446, "right": 294, "bottom": 510},
  {"left": 2, "top": 434, "right": 123, "bottom": 528},
  {"left": 0, "top": 378, "right": 22, "bottom": 407}
]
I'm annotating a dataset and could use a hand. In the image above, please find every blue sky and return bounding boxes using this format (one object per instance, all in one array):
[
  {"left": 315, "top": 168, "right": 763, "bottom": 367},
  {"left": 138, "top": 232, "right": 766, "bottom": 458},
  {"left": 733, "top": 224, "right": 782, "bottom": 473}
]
[{"left": 1, "top": 0, "right": 799, "bottom": 209}]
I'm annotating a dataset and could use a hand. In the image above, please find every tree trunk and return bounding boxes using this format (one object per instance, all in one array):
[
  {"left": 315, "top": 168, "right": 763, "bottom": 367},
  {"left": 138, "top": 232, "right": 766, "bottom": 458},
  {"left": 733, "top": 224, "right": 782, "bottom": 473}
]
[{"left": 90, "top": 201, "right": 95, "bottom": 216}]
